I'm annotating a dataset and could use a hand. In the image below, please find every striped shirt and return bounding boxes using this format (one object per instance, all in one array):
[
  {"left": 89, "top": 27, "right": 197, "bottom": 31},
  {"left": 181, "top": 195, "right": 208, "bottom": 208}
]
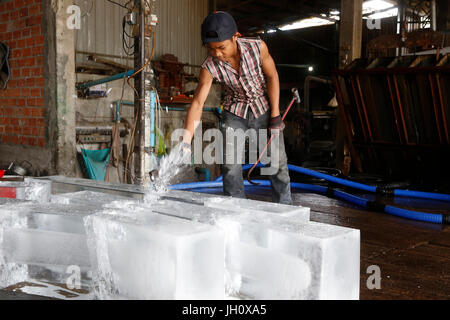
[{"left": 202, "top": 38, "right": 269, "bottom": 119}]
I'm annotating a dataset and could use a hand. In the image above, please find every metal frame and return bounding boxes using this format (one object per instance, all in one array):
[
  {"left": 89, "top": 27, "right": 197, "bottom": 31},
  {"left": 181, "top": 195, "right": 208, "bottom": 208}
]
[{"left": 334, "top": 54, "right": 450, "bottom": 174}]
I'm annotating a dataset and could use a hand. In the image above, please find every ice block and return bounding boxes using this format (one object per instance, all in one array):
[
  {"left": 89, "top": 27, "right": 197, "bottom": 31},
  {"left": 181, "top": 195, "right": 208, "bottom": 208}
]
[
  {"left": 203, "top": 196, "right": 310, "bottom": 221},
  {"left": 38, "top": 176, "right": 147, "bottom": 199},
  {"left": 0, "top": 198, "right": 30, "bottom": 206},
  {"left": 153, "top": 189, "right": 220, "bottom": 205},
  {"left": 215, "top": 213, "right": 360, "bottom": 300},
  {"left": 84, "top": 211, "right": 225, "bottom": 300},
  {"left": 51, "top": 190, "right": 132, "bottom": 206},
  {"left": 105, "top": 198, "right": 299, "bottom": 227},
  {"left": 0, "top": 203, "right": 101, "bottom": 288},
  {"left": 106, "top": 197, "right": 358, "bottom": 300},
  {"left": 141, "top": 189, "right": 310, "bottom": 221},
  {"left": 0, "top": 178, "right": 51, "bottom": 203},
  {"left": 104, "top": 199, "right": 354, "bottom": 300}
]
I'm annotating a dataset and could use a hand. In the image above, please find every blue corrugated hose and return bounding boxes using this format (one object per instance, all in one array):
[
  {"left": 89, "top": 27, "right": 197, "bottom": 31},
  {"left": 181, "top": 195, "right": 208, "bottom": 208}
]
[
  {"left": 170, "top": 179, "right": 449, "bottom": 225},
  {"left": 213, "top": 164, "right": 450, "bottom": 202}
]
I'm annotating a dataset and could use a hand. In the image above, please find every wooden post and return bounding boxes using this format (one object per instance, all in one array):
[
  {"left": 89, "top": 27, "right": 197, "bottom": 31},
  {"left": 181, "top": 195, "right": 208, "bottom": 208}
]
[
  {"left": 336, "top": 0, "right": 363, "bottom": 174},
  {"left": 339, "top": 0, "right": 363, "bottom": 68}
]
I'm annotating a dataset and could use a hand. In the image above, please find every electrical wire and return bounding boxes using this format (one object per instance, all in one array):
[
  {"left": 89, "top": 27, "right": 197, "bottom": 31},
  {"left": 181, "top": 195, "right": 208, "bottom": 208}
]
[
  {"left": 126, "top": 29, "right": 155, "bottom": 94},
  {"left": 106, "top": 0, "right": 131, "bottom": 10},
  {"left": 123, "top": 29, "right": 156, "bottom": 182},
  {"left": 122, "top": 15, "right": 135, "bottom": 56},
  {"left": 81, "top": 0, "right": 94, "bottom": 18},
  {"left": 122, "top": 0, "right": 156, "bottom": 182}
]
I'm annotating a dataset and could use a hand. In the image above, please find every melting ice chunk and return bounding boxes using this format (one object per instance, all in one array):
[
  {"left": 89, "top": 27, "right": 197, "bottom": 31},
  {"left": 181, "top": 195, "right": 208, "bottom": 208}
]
[
  {"left": 84, "top": 210, "right": 225, "bottom": 300},
  {"left": 51, "top": 190, "right": 132, "bottom": 206},
  {"left": 0, "top": 203, "right": 102, "bottom": 288},
  {"left": 216, "top": 213, "right": 360, "bottom": 300}
]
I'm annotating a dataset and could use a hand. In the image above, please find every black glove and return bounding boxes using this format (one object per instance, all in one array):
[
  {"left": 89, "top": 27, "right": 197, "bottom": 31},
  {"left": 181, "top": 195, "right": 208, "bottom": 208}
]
[{"left": 269, "top": 115, "right": 285, "bottom": 134}]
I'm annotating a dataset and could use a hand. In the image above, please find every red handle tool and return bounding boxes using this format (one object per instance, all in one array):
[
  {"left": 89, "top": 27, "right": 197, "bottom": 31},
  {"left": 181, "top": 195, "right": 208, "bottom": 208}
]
[{"left": 247, "top": 88, "right": 301, "bottom": 185}]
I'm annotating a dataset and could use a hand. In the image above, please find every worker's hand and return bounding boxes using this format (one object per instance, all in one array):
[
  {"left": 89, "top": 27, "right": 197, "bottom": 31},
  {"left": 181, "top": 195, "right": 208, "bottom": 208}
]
[{"left": 269, "top": 115, "right": 285, "bottom": 135}]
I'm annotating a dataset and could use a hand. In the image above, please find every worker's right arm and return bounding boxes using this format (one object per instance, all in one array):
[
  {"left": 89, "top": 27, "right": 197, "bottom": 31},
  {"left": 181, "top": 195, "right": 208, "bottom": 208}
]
[{"left": 182, "top": 67, "right": 213, "bottom": 144}]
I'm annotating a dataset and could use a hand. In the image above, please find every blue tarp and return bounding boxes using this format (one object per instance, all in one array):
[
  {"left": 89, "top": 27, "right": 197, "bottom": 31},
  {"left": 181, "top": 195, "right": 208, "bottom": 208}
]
[{"left": 81, "top": 148, "right": 110, "bottom": 181}]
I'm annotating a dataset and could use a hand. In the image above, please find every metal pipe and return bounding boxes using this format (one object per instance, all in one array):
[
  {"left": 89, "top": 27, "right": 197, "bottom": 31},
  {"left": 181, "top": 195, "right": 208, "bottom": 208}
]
[
  {"left": 150, "top": 91, "right": 156, "bottom": 148},
  {"left": 304, "top": 76, "right": 332, "bottom": 112},
  {"left": 117, "top": 100, "right": 135, "bottom": 106},
  {"left": 115, "top": 101, "right": 121, "bottom": 122},
  {"left": 276, "top": 64, "right": 314, "bottom": 69},
  {"left": 161, "top": 106, "right": 220, "bottom": 112},
  {"left": 431, "top": 0, "right": 437, "bottom": 31},
  {"left": 76, "top": 70, "right": 134, "bottom": 90},
  {"left": 135, "top": 0, "right": 146, "bottom": 185},
  {"left": 116, "top": 100, "right": 220, "bottom": 113},
  {"left": 76, "top": 50, "right": 135, "bottom": 60},
  {"left": 76, "top": 124, "right": 127, "bottom": 134},
  {"left": 363, "top": 5, "right": 396, "bottom": 17}
]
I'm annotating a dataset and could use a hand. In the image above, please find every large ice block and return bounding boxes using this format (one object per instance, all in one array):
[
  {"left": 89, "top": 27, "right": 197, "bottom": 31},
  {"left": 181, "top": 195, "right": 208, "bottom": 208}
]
[
  {"left": 84, "top": 211, "right": 225, "bottom": 300},
  {"left": 104, "top": 199, "right": 350, "bottom": 300},
  {"left": 51, "top": 190, "right": 132, "bottom": 206},
  {"left": 215, "top": 213, "right": 360, "bottom": 300},
  {"left": 0, "top": 203, "right": 101, "bottom": 288},
  {"left": 105, "top": 195, "right": 357, "bottom": 300}
]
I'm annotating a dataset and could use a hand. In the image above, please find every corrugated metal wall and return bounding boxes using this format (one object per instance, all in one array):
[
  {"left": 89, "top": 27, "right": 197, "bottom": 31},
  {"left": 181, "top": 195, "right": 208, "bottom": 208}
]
[
  {"left": 75, "top": 0, "right": 209, "bottom": 69},
  {"left": 154, "top": 0, "right": 208, "bottom": 67}
]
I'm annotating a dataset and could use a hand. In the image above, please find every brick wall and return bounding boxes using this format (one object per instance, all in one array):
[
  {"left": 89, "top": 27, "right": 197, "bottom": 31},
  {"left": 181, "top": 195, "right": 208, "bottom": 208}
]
[{"left": 0, "top": 0, "right": 45, "bottom": 147}]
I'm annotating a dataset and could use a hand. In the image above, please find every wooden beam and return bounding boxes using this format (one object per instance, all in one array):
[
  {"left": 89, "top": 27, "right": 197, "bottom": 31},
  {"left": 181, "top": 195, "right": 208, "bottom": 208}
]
[
  {"left": 336, "top": 0, "right": 363, "bottom": 175},
  {"left": 225, "top": 0, "right": 258, "bottom": 11}
]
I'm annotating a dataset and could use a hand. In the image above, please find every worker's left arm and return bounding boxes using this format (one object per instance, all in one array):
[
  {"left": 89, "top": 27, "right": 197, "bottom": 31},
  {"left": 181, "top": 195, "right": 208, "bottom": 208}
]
[{"left": 260, "top": 40, "right": 280, "bottom": 118}]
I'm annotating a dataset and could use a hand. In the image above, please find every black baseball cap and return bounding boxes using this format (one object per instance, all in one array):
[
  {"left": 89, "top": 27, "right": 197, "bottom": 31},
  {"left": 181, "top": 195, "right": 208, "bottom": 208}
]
[{"left": 201, "top": 11, "right": 238, "bottom": 44}]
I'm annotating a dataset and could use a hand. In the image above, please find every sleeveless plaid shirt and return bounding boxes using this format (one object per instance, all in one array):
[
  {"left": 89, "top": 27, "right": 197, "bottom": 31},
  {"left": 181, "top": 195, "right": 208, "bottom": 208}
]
[{"left": 202, "top": 38, "right": 269, "bottom": 119}]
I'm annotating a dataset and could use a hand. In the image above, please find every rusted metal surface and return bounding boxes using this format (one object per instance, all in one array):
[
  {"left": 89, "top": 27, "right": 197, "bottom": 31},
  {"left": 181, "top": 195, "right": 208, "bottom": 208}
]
[
  {"left": 334, "top": 54, "right": 450, "bottom": 177},
  {"left": 333, "top": 75, "right": 363, "bottom": 173}
]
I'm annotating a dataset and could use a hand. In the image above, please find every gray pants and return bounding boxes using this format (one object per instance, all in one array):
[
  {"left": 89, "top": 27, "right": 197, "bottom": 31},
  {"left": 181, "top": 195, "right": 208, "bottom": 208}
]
[{"left": 221, "top": 110, "right": 293, "bottom": 204}]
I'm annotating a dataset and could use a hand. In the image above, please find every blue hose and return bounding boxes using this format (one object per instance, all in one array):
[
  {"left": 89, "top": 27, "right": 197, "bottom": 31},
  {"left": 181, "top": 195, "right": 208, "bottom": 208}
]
[
  {"left": 287, "top": 164, "right": 450, "bottom": 202},
  {"left": 288, "top": 165, "right": 376, "bottom": 193},
  {"left": 213, "top": 163, "right": 265, "bottom": 182},
  {"left": 213, "top": 164, "right": 450, "bottom": 202},
  {"left": 169, "top": 180, "right": 449, "bottom": 224}
]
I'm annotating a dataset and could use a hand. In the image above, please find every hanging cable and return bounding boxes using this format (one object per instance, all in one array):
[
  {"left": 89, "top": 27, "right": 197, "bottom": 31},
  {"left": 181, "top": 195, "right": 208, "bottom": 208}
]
[
  {"left": 124, "top": 28, "right": 156, "bottom": 182},
  {"left": 106, "top": 0, "right": 131, "bottom": 10}
]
